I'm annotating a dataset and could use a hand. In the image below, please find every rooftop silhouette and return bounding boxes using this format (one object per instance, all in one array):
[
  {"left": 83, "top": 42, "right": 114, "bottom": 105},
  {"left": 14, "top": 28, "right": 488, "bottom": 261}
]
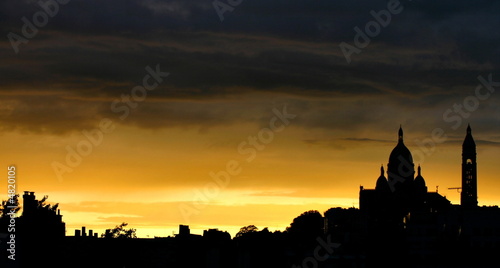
[{"left": 1, "top": 125, "right": 500, "bottom": 268}]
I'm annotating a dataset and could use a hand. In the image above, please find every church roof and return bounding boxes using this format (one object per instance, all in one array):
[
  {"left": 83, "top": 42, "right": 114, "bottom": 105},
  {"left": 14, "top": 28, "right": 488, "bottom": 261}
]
[
  {"left": 462, "top": 124, "right": 476, "bottom": 151},
  {"left": 414, "top": 165, "right": 426, "bottom": 188},
  {"left": 389, "top": 126, "right": 413, "bottom": 166},
  {"left": 375, "top": 165, "right": 390, "bottom": 193}
]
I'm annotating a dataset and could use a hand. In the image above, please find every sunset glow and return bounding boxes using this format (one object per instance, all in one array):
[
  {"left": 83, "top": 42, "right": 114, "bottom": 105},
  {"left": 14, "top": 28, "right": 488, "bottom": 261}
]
[{"left": 1, "top": 0, "right": 500, "bottom": 239}]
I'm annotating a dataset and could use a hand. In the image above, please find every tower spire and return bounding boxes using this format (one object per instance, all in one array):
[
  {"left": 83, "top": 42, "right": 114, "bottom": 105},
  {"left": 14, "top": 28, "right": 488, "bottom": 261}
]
[
  {"left": 398, "top": 125, "right": 403, "bottom": 143},
  {"left": 461, "top": 124, "right": 477, "bottom": 208}
]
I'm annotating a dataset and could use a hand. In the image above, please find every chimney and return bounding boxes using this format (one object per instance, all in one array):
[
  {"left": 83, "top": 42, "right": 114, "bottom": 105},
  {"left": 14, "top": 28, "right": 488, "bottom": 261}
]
[
  {"left": 82, "top": 226, "right": 86, "bottom": 237},
  {"left": 179, "top": 225, "right": 190, "bottom": 236},
  {"left": 22, "top": 191, "right": 37, "bottom": 218},
  {"left": 75, "top": 229, "right": 81, "bottom": 237}
]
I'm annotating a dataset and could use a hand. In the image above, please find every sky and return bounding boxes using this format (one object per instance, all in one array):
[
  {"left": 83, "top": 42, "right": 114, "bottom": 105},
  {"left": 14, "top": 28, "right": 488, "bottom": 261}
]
[{"left": 1, "top": 0, "right": 500, "bottom": 238}]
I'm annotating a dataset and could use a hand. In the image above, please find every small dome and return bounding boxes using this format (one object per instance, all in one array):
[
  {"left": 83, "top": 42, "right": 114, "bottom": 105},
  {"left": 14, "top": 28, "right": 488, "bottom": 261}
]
[
  {"left": 414, "top": 165, "right": 426, "bottom": 188},
  {"left": 375, "top": 165, "right": 390, "bottom": 193}
]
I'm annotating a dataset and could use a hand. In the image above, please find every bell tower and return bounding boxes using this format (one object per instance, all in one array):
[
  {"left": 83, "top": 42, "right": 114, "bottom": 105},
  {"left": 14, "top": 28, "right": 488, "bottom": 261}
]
[{"left": 461, "top": 124, "right": 477, "bottom": 208}]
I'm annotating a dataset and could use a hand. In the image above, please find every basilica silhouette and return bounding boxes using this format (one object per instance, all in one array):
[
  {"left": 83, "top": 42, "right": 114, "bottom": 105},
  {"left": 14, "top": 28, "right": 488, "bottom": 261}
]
[
  {"left": 2, "top": 125, "right": 500, "bottom": 268},
  {"left": 360, "top": 126, "right": 454, "bottom": 218},
  {"left": 352, "top": 125, "right": 500, "bottom": 268}
]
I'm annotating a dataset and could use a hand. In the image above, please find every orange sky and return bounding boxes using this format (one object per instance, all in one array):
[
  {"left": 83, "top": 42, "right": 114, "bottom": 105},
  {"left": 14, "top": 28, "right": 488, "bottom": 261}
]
[
  {"left": 2, "top": 114, "right": 500, "bottom": 237},
  {"left": 1, "top": 0, "right": 500, "bottom": 238}
]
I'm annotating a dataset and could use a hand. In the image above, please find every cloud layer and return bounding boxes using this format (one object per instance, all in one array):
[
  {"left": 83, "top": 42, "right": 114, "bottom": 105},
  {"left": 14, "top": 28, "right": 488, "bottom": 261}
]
[{"left": 1, "top": 0, "right": 500, "bottom": 137}]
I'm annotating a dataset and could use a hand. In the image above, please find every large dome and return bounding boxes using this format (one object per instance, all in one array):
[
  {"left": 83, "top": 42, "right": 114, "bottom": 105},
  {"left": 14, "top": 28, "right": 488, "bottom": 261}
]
[
  {"left": 389, "top": 140, "right": 413, "bottom": 165},
  {"left": 389, "top": 126, "right": 413, "bottom": 164},
  {"left": 387, "top": 126, "right": 414, "bottom": 181}
]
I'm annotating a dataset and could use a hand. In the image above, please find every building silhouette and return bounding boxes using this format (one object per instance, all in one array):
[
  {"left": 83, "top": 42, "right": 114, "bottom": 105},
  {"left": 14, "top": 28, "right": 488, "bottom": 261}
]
[
  {"left": 360, "top": 127, "right": 452, "bottom": 219},
  {"left": 3, "top": 125, "right": 500, "bottom": 268},
  {"left": 0, "top": 192, "right": 66, "bottom": 267},
  {"left": 351, "top": 125, "right": 500, "bottom": 267},
  {"left": 462, "top": 124, "right": 478, "bottom": 208},
  {"left": 20, "top": 191, "right": 65, "bottom": 238}
]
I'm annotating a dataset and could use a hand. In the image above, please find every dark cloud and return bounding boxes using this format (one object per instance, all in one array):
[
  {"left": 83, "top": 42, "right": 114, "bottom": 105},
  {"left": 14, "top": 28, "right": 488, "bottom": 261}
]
[{"left": 0, "top": 0, "right": 499, "bottom": 137}]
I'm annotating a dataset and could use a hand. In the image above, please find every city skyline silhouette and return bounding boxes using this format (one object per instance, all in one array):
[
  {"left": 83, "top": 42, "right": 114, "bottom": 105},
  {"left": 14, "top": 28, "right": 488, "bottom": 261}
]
[
  {"left": 1, "top": 1, "right": 500, "bottom": 267},
  {"left": 2, "top": 124, "right": 500, "bottom": 267},
  {"left": 3, "top": 123, "right": 500, "bottom": 239}
]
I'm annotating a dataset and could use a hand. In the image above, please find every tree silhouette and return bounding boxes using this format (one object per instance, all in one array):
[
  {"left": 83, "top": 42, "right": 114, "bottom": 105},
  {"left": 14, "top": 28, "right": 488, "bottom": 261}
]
[
  {"left": 235, "top": 225, "right": 259, "bottom": 238},
  {"left": 0, "top": 194, "right": 21, "bottom": 232},
  {"left": 286, "top": 210, "right": 324, "bottom": 243},
  {"left": 37, "top": 195, "right": 59, "bottom": 212},
  {"left": 0, "top": 194, "right": 20, "bottom": 218},
  {"left": 102, "top": 222, "right": 137, "bottom": 239}
]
